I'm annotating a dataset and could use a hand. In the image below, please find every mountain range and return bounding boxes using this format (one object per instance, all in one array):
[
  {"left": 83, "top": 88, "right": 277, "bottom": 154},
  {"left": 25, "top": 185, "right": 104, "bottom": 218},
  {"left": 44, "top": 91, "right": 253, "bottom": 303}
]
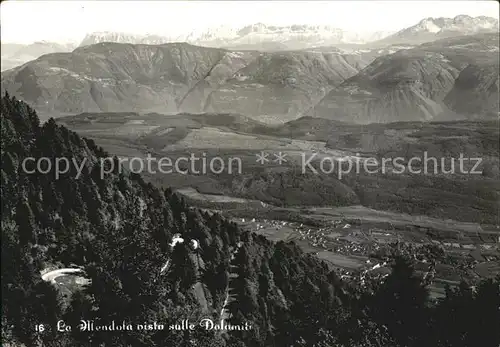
[
  {"left": 77, "top": 15, "right": 498, "bottom": 50},
  {"left": 0, "top": 42, "right": 377, "bottom": 122},
  {"left": 79, "top": 24, "right": 395, "bottom": 51},
  {"left": 1, "top": 15, "right": 498, "bottom": 124},
  {"left": 2, "top": 32, "right": 498, "bottom": 123},
  {"left": 312, "top": 33, "right": 499, "bottom": 122},
  {"left": 1, "top": 41, "right": 77, "bottom": 71},
  {"left": 377, "top": 15, "right": 499, "bottom": 45}
]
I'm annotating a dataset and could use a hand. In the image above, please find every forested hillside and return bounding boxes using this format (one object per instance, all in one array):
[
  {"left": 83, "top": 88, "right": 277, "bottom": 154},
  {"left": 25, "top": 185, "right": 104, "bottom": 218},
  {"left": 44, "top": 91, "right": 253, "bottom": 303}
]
[{"left": 1, "top": 93, "right": 499, "bottom": 347}]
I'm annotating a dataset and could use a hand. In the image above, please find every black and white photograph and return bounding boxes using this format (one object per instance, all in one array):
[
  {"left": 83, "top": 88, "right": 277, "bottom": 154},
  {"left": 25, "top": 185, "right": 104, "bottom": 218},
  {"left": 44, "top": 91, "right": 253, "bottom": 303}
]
[{"left": 1, "top": 1, "right": 499, "bottom": 346}]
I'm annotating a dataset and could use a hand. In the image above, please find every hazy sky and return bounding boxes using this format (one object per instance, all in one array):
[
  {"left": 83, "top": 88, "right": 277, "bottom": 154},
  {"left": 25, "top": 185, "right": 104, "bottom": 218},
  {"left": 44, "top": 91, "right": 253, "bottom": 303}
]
[{"left": 1, "top": 1, "right": 499, "bottom": 44}]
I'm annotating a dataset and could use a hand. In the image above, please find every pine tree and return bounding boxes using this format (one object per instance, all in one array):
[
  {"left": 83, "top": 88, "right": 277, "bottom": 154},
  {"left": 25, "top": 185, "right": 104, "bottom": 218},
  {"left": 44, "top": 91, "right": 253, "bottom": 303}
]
[
  {"left": 368, "top": 256, "right": 429, "bottom": 347},
  {"left": 15, "top": 198, "right": 36, "bottom": 245}
]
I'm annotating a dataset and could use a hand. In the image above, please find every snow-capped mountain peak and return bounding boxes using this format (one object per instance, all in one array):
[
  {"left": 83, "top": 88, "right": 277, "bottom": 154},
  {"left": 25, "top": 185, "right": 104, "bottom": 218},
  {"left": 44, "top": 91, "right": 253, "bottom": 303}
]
[
  {"left": 416, "top": 18, "right": 443, "bottom": 33},
  {"left": 415, "top": 15, "right": 498, "bottom": 34},
  {"left": 185, "top": 25, "right": 239, "bottom": 42},
  {"left": 380, "top": 15, "right": 499, "bottom": 45},
  {"left": 79, "top": 31, "right": 185, "bottom": 47},
  {"left": 189, "top": 23, "right": 396, "bottom": 49},
  {"left": 78, "top": 24, "right": 397, "bottom": 50},
  {"left": 79, "top": 31, "right": 142, "bottom": 46},
  {"left": 77, "top": 16, "right": 498, "bottom": 50}
]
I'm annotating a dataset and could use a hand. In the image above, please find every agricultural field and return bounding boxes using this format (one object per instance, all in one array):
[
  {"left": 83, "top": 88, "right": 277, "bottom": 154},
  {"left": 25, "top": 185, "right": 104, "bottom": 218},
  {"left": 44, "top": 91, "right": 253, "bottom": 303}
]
[
  {"left": 232, "top": 205, "right": 500, "bottom": 297},
  {"left": 56, "top": 111, "right": 500, "bottom": 295}
]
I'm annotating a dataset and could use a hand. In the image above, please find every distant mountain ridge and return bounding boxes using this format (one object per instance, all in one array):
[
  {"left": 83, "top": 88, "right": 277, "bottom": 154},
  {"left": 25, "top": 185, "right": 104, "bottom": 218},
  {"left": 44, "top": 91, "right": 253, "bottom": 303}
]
[
  {"left": 377, "top": 15, "right": 499, "bottom": 45},
  {"left": 1, "top": 41, "right": 76, "bottom": 71},
  {"left": 79, "top": 31, "right": 185, "bottom": 47},
  {"left": 77, "top": 16, "right": 498, "bottom": 51},
  {"left": 1, "top": 15, "right": 498, "bottom": 124},
  {"left": 3, "top": 32, "right": 497, "bottom": 124},
  {"left": 312, "top": 33, "right": 499, "bottom": 123},
  {"left": 0, "top": 42, "right": 373, "bottom": 122},
  {"left": 2, "top": 15, "right": 496, "bottom": 72},
  {"left": 78, "top": 24, "right": 396, "bottom": 50}
]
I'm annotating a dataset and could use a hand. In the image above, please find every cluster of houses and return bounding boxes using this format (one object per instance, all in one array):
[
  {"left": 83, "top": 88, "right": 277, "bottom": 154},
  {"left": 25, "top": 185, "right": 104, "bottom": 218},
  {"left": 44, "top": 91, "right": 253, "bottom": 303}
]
[{"left": 240, "top": 216, "right": 500, "bottom": 285}]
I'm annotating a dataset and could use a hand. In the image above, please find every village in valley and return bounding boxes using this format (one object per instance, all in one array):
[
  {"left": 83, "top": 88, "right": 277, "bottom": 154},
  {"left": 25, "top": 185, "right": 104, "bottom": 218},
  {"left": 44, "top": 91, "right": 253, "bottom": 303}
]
[{"left": 234, "top": 210, "right": 500, "bottom": 298}]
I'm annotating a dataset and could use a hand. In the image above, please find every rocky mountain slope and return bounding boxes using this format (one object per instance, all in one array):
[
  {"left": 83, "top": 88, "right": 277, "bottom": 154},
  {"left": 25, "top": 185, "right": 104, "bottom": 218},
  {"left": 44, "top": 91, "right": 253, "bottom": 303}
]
[
  {"left": 376, "top": 15, "right": 499, "bottom": 46},
  {"left": 444, "top": 62, "right": 499, "bottom": 118},
  {"left": 311, "top": 33, "right": 499, "bottom": 123},
  {"left": 0, "top": 42, "right": 371, "bottom": 122},
  {"left": 200, "top": 50, "right": 365, "bottom": 122},
  {"left": 2, "top": 32, "right": 497, "bottom": 124}
]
